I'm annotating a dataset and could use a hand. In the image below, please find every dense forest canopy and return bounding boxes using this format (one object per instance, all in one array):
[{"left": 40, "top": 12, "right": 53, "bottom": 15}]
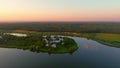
[{"left": 0, "top": 22, "right": 120, "bottom": 34}]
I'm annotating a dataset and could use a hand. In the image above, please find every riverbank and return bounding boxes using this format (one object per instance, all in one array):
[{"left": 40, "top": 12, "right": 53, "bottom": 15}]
[
  {"left": 0, "top": 32, "right": 78, "bottom": 53},
  {"left": 80, "top": 33, "right": 120, "bottom": 48},
  {"left": 0, "top": 29, "right": 120, "bottom": 48}
]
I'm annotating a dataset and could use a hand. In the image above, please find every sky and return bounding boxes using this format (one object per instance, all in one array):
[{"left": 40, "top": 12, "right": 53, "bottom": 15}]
[{"left": 0, "top": 0, "right": 120, "bottom": 22}]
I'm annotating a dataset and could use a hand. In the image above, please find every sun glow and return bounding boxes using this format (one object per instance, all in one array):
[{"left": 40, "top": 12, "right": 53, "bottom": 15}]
[{"left": 0, "top": 0, "right": 120, "bottom": 22}]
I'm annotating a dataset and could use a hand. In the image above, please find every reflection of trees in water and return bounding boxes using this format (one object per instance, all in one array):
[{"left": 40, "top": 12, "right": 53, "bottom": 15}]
[
  {"left": 28, "top": 44, "right": 78, "bottom": 54},
  {"left": 29, "top": 47, "right": 76, "bottom": 55}
]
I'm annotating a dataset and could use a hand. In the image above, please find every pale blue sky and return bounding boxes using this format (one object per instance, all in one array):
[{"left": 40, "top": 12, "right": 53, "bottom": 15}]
[{"left": 1, "top": 0, "right": 120, "bottom": 10}]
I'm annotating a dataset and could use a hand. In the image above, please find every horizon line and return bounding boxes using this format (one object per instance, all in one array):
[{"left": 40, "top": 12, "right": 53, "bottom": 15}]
[{"left": 0, "top": 21, "right": 120, "bottom": 24}]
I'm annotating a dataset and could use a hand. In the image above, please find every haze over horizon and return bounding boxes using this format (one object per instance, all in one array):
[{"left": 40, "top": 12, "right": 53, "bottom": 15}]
[{"left": 0, "top": 0, "right": 120, "bottom": 22}]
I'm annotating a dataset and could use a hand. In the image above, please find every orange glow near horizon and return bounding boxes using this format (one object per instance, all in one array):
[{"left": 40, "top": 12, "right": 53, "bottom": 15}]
[
  {"left": 0, "top": 10, "right": 120, "bottom": 22},
  {"left": 0, "top": 0, "right": 120, "bottom": 22}
]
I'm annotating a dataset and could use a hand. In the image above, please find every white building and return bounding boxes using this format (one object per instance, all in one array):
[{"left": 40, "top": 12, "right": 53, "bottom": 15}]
[
  {"left": 51, "top": 44, "right": 56, "bottom": 48},
  {"left": 0, "top": 36, "right": 2, "bottom": 39}
]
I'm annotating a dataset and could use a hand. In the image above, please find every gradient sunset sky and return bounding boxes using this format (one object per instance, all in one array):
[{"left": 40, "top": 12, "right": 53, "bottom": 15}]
[{"left": 0, "top": 0, "right": 120, "bottom": 22}]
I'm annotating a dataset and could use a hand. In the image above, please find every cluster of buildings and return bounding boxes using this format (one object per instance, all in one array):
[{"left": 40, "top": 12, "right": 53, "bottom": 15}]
[
  {"left": 0, "top": 33, "right": 65, "bottom": 48},
  {"left": 43, "top": 35, "right": 64, "bottom": 48}
]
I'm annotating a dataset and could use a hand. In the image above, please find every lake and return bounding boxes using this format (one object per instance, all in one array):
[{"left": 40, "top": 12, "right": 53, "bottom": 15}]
[{"left": 0, "top": 36, "right": 120, "bottom": 68}]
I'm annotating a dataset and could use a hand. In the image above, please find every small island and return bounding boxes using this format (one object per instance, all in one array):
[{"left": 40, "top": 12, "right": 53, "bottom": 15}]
[{"left": 0, "top": 33, "right": 78, "bottom": 54}]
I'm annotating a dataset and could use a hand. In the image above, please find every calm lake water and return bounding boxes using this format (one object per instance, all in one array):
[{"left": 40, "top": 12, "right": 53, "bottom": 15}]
[{"left": 0, "top": 37, "right": 120, "bottom": 68}]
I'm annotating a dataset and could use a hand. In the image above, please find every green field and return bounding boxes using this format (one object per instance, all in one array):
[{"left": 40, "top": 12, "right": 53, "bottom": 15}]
[
  {"left": 80, "top": 33, "right": 120, "bottom": 47},
  {"left": 94, "top": 33, "right": 120, "bottom": 47}
]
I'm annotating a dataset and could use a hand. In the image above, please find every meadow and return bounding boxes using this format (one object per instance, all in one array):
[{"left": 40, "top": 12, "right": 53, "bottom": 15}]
[{"left": 80, "top": 33, "right": 120, "bottom": 47}]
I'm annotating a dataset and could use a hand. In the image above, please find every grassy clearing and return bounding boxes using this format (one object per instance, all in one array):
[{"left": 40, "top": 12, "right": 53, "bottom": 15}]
[
  {"left": 95, "top": 33, "right": 120, "bottom": 42},
  {"left": 80, "top": 33, "right": 120, "bottom": 47},
  {"left": 94, "top": 33, "right": 120, "bottom": 47}
]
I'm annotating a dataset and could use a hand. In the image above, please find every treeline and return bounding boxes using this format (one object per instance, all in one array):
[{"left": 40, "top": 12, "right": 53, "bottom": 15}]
[{"left": 0, "top": 22, "right": 120, "bottom": 34}]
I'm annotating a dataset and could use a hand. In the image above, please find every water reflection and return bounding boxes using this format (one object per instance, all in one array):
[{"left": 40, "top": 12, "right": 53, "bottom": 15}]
[
  {"left": 16, "top": 47, "right": 78, "bottom": 55},
  {"left": 83, "top": 44, "right": 98, "bottom": 50},
  {"left": 0, "top": 37, "right": 120, "bottom": 68}
]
